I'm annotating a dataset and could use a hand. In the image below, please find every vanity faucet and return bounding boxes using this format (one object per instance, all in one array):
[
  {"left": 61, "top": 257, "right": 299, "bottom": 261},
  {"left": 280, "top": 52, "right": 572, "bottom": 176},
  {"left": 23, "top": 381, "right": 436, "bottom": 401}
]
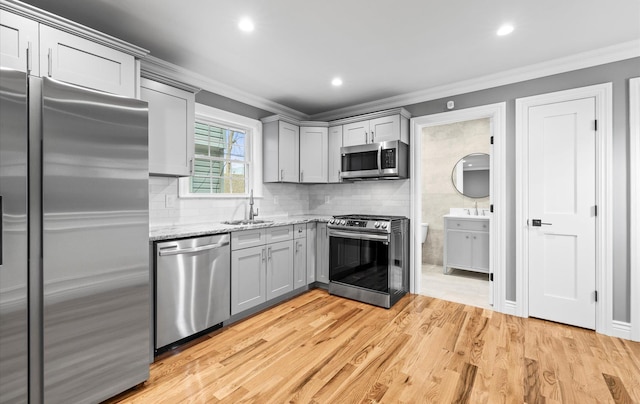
[{"left": 474, "top": 202, "right": 478, "bottom": 216}]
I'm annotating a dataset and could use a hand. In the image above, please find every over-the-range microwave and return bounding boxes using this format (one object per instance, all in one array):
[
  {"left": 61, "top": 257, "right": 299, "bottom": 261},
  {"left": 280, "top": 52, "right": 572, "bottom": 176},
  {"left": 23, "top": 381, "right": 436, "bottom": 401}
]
[{"left": 340, "top": 140, "right": 409, "bottom": 180}]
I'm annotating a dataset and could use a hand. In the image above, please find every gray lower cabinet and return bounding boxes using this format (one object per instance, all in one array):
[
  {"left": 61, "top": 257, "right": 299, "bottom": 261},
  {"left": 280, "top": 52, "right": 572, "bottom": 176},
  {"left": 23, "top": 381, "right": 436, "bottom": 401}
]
[
  {"left": 266, "top": 240, "right": 294, "bottom": 300},
  {"left": 231, "top": 245, "right": 267, "bottom": 315},
  {"left": 306, "top": 223, "right": 317, "bottom": 283},
  {"left": 315, "top": 222, "right": 329, "bottom": 284},
  {"left": 293, "top": 223, "right": 308, "bottom": 289},
  {"left": 231, "top": 226, "right": 295, "bottom": 315},
  {"left": 443, "top": 217, "right": 490, "bottom": 274}
]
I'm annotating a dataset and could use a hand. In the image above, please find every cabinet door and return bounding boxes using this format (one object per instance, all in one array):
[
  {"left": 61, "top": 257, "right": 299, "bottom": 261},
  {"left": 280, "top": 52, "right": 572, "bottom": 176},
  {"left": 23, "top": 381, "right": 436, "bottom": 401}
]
[
  {"left": 471, "top": 231, "right": 490, "bottom": 272},
  {"left": 231, "top": 246, "right": 266, "bottom": 315},
  {"left": 343, "top": 120, "right": 370, "bottom": 147},
  {"left": 294, "top": 239, "right": 307, "bottom": 289},
  {"left": 315, "top": 223, "right": 329, "bottom": 284},
  {"left": 40, "top": 25, "right": 135, "bottom": 97},
  {"left": 306, "top": 223, "right": 317, "bottom": 283},
  {"left": 446, "top": 230, "right": 473, "bottom": 269},
  {"left": 278, "top": 121, "right": 300, "bottom": 182},
  {"left": 140, "top": 78, "right": 195, "bottom": 177},
  {"left": 370, "top": 115, "right": 400, "bottom": 143},
  {"left": 299, "top": 126, "right": 328, "bottom": 183},
  {"left": 328, "top": 126, "right": 343, "bottom": 183},
  {"left": 266, "top": 240, "right": 294, "bottom": 300},
  {"left": 0, "top": 10, "right": 39, "bottom": 74}
]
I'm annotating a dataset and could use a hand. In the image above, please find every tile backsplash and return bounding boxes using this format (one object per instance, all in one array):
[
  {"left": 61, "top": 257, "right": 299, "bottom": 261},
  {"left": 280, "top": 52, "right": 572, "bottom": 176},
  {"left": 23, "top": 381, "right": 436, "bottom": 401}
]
[{"left": 149, "top": 176, "right": 412, "bottom": 227}]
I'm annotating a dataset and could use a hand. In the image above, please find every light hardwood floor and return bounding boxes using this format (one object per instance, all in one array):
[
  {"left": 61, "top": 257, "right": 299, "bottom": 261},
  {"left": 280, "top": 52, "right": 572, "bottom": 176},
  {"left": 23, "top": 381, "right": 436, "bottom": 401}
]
[{"left": 105, "top": 289, "right": 640, "bottom": 403}]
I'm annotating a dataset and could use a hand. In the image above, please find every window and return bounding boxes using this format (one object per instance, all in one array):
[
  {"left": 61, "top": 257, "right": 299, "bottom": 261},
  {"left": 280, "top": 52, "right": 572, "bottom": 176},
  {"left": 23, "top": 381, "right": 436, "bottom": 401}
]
[{"left": 189, "top": 120, "right": 250, "bottom": 195}]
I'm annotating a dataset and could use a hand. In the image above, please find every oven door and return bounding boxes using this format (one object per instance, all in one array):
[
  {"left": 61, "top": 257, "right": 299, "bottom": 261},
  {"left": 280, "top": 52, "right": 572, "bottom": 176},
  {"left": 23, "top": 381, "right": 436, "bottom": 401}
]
[{"left": 328, "top": 229, "right": 390, "bottom": 293}]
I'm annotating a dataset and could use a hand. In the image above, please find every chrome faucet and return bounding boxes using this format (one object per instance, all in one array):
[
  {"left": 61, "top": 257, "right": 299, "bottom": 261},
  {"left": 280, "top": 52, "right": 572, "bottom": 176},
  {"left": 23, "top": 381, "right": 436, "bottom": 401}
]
[
  {"left": 474, "top": 201, "right": 478, "bottom": 216},
  {"left": 249, "top": 189, "right": 258, "bottom": 220}
]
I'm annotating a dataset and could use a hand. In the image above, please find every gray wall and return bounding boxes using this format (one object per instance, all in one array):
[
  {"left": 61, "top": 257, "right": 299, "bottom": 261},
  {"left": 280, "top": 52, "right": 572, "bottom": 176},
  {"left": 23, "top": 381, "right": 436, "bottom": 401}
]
[{"left": 405, "top": 57, "right": 640, "bottom": 322}]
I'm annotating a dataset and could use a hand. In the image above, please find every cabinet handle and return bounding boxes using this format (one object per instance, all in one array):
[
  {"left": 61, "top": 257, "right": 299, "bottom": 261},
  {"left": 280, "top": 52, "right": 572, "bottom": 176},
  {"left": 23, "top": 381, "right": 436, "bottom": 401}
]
[
  {"left": 262, "top": 248, "right": 266, "bottom": 262},
  {"left": 300, "top": 171, "right": 303, "bottom": 182},
  {"left": 268, "top": 247, "right": 272, "bottom": 260},
  {"left": 371, "top": 131, "right": 374, "bottom": 142},
  {"left": 466, "top": 235, "right": 469, "bottom": 239},
  {"left": 47, "top": 48, "right": 52, "bottom": 77},
  {"left": 26, "top": 42, "right": 32, "bottom": 73},
  {"left": 280, "top": 169, "right": 284, "bottom": 181},
  {"left": 189, "top": 158, "right": 195, "bottom": 175}
]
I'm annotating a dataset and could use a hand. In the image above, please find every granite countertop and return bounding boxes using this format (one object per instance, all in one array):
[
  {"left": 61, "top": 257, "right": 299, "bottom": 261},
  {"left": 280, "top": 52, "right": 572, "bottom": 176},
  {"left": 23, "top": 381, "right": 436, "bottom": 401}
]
[{"left": 149, "top": 215, "right": 332, "bottom": 241}]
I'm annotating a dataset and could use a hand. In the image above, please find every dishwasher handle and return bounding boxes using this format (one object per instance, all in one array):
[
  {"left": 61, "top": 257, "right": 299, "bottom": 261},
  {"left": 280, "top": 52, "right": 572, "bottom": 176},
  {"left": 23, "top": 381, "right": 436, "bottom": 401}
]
[{"left": 158, "top": 240, "right": 230, "bottom": 256}]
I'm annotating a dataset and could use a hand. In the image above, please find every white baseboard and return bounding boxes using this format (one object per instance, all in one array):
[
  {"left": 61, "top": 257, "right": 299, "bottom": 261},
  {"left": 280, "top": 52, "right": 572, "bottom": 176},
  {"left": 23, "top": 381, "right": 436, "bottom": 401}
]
[
  {"left": 610, "top": 320, "right": 632, "bottom": 340},
  {"left": 503, "top": 300, "right": 518, "bottom": 316}
]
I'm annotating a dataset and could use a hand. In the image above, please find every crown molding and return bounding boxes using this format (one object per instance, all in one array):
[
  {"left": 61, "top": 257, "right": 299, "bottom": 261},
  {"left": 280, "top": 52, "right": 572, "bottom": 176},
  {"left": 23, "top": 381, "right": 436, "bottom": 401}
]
[
  {"left": 0, "top": 0, "right": 148, "bottom": 58},
  {"left": 139, "top": 55, "right": 309, "bottom": 121},
  {"left": 310, "top": 40, "right": 640, "bottom": 121}
]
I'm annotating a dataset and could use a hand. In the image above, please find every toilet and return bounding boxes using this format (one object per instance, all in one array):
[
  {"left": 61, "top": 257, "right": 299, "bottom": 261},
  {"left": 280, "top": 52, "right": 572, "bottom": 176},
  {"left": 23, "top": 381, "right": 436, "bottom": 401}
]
[{"left": 421, "top": 223, "right": 429, "bottom": 243}]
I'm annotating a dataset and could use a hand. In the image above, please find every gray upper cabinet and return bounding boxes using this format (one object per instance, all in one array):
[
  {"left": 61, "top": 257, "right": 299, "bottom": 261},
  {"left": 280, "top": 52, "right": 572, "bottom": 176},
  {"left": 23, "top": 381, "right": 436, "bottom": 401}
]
[
  {"left": 0, "top": 10, "right": 39, "bottom": 74},
  {"left": 263, "top": 119, "right": 300, "bottom": 183},
  {"left": 299, "top": 125, "right": 328, "bottom": 183},
  {"left": 0, "top": 8, "right": 145, "bottom": 97},
  {"left": 140, "top": 78, "right": 195, "bottom": 177},
  {"left": 342, "top": 114, "right": 408, "bottom": 147}
]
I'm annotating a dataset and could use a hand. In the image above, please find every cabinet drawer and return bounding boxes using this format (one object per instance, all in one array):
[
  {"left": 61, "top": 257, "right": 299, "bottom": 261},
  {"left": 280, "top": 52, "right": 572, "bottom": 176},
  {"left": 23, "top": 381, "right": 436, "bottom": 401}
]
[
  {"left": 446, "top": 219, "right": 489, "bottom": 232},
  {"left": 232, "top": 229, "right": 267, "bottom": 250},
  {"left": 267, "top": 225, "right": 293, "bottom": 243},
  {"left": 294, "top": 224, "right": 307, "bottom": 239}
]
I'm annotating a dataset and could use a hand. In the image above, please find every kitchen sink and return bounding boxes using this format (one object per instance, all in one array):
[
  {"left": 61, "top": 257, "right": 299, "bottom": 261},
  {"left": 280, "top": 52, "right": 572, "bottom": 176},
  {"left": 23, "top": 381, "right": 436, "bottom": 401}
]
[{"left": 221, "top": 219, "right": 273, "bottom": 225}]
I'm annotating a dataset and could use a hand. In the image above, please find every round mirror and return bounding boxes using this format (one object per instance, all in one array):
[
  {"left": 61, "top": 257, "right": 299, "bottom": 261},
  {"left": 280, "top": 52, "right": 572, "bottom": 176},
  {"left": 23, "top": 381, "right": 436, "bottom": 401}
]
[{"left": 451, "top": 153, "right": 490, "bottom": 198}]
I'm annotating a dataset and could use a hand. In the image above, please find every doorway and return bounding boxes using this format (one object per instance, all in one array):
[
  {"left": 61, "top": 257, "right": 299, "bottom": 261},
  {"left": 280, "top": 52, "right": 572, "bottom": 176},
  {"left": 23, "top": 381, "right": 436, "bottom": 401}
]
[
  {"left": 410, "top": 103, "right": 506, "bottom": 312},
  {"left": 421, "top": 118, "right": 492, "bottom": 309}
]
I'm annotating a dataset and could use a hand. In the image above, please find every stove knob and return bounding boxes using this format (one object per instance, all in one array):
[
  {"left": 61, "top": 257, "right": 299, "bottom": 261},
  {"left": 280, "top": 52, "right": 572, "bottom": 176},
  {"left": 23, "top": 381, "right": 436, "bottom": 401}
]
[
  {"left": 340, "top": 220, "right": 346, "bottom": 225},
  {"left": 381, "top": 223, "right": 388, "bottom": 229},
  {"left": 374, "top": 222, "right": 380, "bottom": 228},
  {"left": 329, "top": 218, "right": 335, "bottom": 224}
]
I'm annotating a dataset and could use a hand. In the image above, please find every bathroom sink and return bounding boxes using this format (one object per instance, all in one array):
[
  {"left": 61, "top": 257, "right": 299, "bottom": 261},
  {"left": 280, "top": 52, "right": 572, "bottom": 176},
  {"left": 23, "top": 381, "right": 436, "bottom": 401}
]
[{"left": 221, "top": 219, "right": 273, "bottom": 225}]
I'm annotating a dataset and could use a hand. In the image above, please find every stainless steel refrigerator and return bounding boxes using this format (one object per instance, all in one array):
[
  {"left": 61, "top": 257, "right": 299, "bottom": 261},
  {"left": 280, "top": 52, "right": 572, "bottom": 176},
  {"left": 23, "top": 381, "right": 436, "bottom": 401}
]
[{"left": 0, "top": 69, "right": 150, "bottom": 403}]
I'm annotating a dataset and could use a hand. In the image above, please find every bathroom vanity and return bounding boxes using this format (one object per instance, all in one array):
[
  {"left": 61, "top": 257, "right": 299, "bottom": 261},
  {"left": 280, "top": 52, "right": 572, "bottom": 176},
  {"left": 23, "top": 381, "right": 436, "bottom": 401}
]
[{"left": 443, "top": 215, "right": 490, "bottom": 274}]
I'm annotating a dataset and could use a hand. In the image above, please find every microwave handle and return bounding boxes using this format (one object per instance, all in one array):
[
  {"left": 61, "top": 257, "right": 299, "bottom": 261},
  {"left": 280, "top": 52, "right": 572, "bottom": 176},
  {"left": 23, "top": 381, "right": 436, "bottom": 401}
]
[{"left": 377, "top": 144, "right": 382, "bottom": 175}]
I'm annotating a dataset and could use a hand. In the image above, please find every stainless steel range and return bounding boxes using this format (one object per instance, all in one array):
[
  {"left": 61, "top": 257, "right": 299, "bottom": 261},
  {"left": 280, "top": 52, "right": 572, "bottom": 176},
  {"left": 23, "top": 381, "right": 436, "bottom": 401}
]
[{"left": 328, "top": 214, "right": 409, "bottom": 308}]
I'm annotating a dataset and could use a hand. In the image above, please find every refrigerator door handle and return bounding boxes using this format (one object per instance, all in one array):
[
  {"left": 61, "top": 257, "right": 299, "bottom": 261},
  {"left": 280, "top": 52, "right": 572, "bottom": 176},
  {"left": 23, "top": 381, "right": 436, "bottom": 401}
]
[{"left": 0, "top": 195, "right": 3, "bottom": 265}]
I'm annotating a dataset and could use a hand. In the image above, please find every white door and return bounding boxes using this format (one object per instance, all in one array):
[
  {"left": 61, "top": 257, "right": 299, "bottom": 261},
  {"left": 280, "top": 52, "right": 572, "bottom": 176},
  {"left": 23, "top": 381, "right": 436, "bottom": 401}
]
[{"left": 527, "top": 97, "right": 597, "bottom": 329}]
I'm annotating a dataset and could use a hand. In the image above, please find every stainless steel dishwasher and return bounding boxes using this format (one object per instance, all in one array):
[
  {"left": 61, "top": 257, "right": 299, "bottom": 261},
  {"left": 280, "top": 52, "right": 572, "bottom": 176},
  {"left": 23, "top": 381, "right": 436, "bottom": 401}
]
[{"left": 155, "top": 233, "right": 230, "bottom": 352}]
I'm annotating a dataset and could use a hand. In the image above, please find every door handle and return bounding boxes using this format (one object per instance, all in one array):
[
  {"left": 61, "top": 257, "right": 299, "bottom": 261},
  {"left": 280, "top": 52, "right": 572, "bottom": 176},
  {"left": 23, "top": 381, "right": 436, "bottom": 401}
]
[
  {"left": 0, "top": 195, "right": 3, "bottom": 265},
  {"left": 531, "top": 219, "right": 552, "bottom": 227}
]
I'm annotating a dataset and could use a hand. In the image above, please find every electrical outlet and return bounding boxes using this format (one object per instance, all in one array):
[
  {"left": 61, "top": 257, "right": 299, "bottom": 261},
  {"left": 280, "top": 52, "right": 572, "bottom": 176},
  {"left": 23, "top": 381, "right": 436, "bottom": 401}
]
[
  {"left": 325, "top": 196, "right": 330, "bottom": 204},
  {"left": 165, "top": 194, "right": 177, "bottom": 208},
  {"left": 273, "top": 196, "right": 279, "bottom": 205}
]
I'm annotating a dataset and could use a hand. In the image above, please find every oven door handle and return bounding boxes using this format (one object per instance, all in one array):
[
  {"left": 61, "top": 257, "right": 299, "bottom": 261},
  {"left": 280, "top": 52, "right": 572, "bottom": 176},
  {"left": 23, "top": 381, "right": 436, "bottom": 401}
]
[{"left": 329, "top": 230, "right": 389, "bottom": 242}]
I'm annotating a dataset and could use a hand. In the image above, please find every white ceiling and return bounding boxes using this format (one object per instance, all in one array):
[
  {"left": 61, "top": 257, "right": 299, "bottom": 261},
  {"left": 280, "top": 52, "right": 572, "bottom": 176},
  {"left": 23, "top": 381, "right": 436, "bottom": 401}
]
[{"left": 19, "top": 0, "right": 640, "bottom": 118}]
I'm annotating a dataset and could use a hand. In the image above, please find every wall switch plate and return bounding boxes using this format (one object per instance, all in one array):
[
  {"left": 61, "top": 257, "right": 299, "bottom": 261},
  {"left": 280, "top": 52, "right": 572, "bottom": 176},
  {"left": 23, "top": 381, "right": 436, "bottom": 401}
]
[
  {"left": 165, "top": 194, "right": 177, "bottom": 208},
  {"left": 273, "top": 196, "right": 279, "bottom": 205},
  {"left": 325, "top": 196, "right": 330, "bottom": 203}
]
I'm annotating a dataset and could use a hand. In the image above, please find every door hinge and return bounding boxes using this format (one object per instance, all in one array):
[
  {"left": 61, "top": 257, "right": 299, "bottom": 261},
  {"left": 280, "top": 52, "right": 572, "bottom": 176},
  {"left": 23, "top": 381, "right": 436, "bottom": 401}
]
[
  {"left": 490, "top": 204, "right": 494, "bottom": 213},
  {"left": 489, "top": 273, "right": 494, "bottom": 282},
  {"left": 595, "top": 290, "right": 598, "bottom": 302},
  {"left": 594, "top": 120, "right": 598, "bottom": 131},
  {"left": 594, "top": 205, "right": 598, "bottom": 217},
  {"left": 490, "top": 136, "right": 494, "bottom": 145}
]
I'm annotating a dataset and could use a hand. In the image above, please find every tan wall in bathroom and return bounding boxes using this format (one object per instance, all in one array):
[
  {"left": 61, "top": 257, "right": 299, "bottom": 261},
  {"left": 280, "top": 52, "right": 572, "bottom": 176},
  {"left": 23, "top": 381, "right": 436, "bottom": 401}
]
[{"left": 421, "top": 118, "right": 491, "bottom": 265}]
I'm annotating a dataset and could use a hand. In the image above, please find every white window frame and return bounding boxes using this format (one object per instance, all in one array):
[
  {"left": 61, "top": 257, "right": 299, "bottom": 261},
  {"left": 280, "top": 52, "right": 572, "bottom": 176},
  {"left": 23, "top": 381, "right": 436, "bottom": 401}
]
[{"left": 179, "top": 103, "right": 263, "bottom": 199}]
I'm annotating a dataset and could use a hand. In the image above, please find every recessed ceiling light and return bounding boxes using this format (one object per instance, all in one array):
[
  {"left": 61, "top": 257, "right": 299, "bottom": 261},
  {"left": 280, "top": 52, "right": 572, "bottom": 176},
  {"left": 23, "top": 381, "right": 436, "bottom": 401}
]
[
  {"left": 497, "top": 24, "right": 514, "bottom": 36},
  {"left": 238, "top": 17, "right": 254, "bottom": 32},
  {"left": 331, "top": 77, "right": 343, "bottom": 87}
]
